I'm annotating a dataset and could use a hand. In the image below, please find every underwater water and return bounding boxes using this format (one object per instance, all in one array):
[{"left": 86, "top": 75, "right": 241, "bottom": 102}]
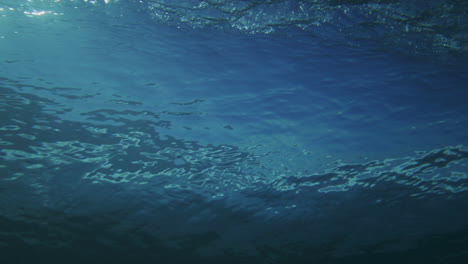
[{"left": 0, "top": 0, "right": 467, "bottom": 263}]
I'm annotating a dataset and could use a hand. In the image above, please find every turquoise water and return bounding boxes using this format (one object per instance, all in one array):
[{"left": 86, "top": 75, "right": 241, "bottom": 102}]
[{"left": 1, "top": 0, "right": 467, "bottom": 263}]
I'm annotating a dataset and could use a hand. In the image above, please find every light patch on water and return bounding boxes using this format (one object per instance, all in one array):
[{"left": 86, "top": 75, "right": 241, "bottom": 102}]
[
  {"left": 32, "top": 125, "right": 52, "bottom": 130},
  {"left": 0, "top": 141, "right": 13, "bottom": 146},
  {"left": 26, "top": 164, "right": 44, "bottom": 169},
  {"left": 85, "top": 126, "right": 108, "bottom": 134},
  {"left": 18, "top": 133, "right": 37, "bottom": 140},
  {"left": 24, "top": 10, "right": 52, "bottom": 17},
  {"left": 0, "top": 125, "right": 20, "bottom": 131}
]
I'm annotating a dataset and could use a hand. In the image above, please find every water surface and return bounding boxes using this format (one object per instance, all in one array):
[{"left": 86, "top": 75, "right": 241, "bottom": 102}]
[{"left": 1, "top": 0, "right": 467, "bottom": 263}]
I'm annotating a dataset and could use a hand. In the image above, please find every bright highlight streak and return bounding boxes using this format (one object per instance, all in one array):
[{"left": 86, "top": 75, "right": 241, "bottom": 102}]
[{"left": 24, "top": 10, "right": 51, "bottom": 16}]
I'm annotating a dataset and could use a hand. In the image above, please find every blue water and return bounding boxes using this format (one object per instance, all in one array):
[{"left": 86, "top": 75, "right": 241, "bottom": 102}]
[{"left": 1, "top": 0, "right": 467, "bottom": 263}]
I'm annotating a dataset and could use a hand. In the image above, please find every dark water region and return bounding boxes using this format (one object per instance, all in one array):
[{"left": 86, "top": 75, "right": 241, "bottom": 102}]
[{"left": 1, "top": 0, "right": 468, "bottom": 263}]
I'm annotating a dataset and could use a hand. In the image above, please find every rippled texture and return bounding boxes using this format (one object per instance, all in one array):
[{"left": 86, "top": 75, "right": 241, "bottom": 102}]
[
  {"left": 1, "top": 0, "right": 468, "bottom": 263},
  {"left": 145, "top": 0, "right": 468, "bottom": 56}
]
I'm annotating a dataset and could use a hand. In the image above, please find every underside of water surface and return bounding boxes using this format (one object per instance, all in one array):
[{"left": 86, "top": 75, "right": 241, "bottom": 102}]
[{"left": 0, "top": 1, "right": 467, "bottom": 263}]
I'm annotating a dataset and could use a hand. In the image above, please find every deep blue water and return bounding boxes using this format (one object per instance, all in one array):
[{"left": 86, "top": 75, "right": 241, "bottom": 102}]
[{"left": 1, "top": 0, "right": 468, "bottom": 263}]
